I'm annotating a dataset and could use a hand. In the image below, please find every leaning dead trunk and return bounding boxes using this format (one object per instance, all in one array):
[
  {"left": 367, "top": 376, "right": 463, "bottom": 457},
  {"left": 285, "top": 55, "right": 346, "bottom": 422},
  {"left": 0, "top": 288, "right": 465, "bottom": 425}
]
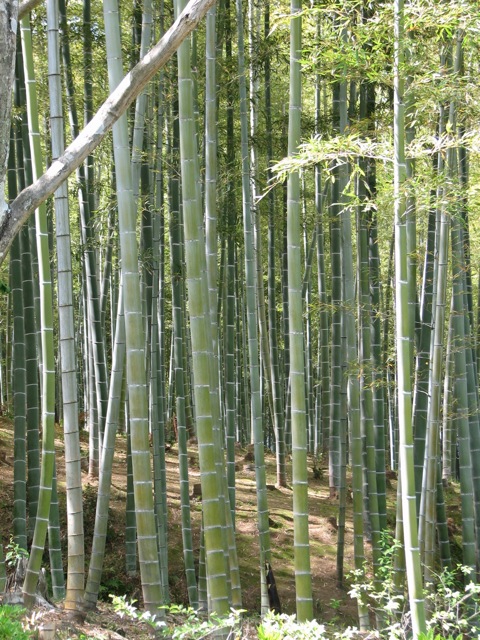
[{"left": 0, "top": 0, "right": 216, "bottom": 263}]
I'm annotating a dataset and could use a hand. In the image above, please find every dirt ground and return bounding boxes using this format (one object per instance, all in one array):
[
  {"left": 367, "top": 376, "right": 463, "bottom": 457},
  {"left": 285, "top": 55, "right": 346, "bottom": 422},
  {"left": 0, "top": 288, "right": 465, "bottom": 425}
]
[{"left": 0, "top": 416, "right": 367, "bottom": 638}]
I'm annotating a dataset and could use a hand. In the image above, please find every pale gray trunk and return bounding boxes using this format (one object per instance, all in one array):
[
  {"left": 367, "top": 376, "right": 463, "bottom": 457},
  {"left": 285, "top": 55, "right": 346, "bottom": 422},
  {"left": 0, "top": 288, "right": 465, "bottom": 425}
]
[{"left": 0, "top": 0, "right": 18, "bottom": 220}]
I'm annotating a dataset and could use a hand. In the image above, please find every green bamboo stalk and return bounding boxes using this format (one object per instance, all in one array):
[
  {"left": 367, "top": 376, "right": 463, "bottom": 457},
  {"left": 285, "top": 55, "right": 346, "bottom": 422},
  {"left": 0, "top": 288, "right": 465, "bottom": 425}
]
[
  {"left": 454, "top": 33, "right": 480, "bottom": 562},
  {"left": 337, "top": 76, "right": 381, "bottom": 593},
  {"left": 154, "top": 0, "right": 168, "bottom": 495},
  {"left": 20, "top": 13, "right": 57, "bottom": 609},
  {"left": 357, "top": 138, "right": 383, "bottom": 552},
  {"left": 393, "top": 0, "right": 426, "bottom": 632},
  {"left": 418, "top": 113, "right": 450, "bottom": 581},
  {"left": 47, "top": 0, "right": 84, "bottom": 611},
  {"left": 413, "top": 39, "right": 449, "bottom": 506},
  {"left": 151, "top": 57, "right": 169, "bottom": 598},
  {"left": 287, "top": 0, "right": 313, "bottom": 620},
  {"left": 100, "top": 205, "right": 115, "bottom": 333},
  {"left": 265, "top": 0, "right": 286, "bottom": 487},
  {"left": 462, "top": 275, "right": 480, "bottom": 564},
  {"left": 131, "top": 0, "right": 153, "bottom": 209},
  {"left": 11, "top": 261, "right": 27, "bottom": 542},
  {"left": 205, "top": 5, "right": 236, "bottom": 562},
  {"left": 329, "top": 80, "right": 343, "bottom": 500},
  {"left": 175, "top": 0, "right": 241, "bottom": 599},
  {"left": 224, "top": 0, "right": 238, "bottom": 509},
  {"left": 14, "top": 58, "right": 40, "bottom": 541},
  {"left": 369, "top": 211, "right": 387, "bottom": 524},
  {"left": 236, "top": 265, "right": 249, "bottom": 445},
  {"left": 442, "top": 314, "right": 454, "bottom": 483},
  {"left": 413, "top": 195, "right": 436, "bottom": 496},
  {"left": 8, "top": 133, "right": 27, "bottom": 552},
  {"left": 358, "top": 42, "right": 387, "bottom": 533},
  {"left": 21, "top": 222, "right": 40, "bottom": 540},
  {"left": 198, "top": 522, "right": 207, "bottom": 609},
  {"left": 302, "top": 215, "right": 315, "bottom": 453},
  {"left": 84, "top": 284, "right": 126, "bottom": 609},
  {"left": 169, "top": 107, "right": 198, "bottom": 606},
  {"left": 249, "top": 0, "right": 276, "bottom": 463},
  {"left": 150, "top": 220, "right": 169, "bottom": 602},
  {"left": 86, "top": 337, "right": 99, "bottom": 477},
  {"left": 236, "top": 0, "right": 271, "bottom": 612},
  {"left": 451, "top": 214, "right": 476, "bottom": 571},
  {"left": 125, "top": 417, "right": 137, "bottom": 576},
  {"left": 104, "top": 0, "right": 163, "bottom": 612},
  {"left": 383, "top": 237, "right": 396, "bottom": 470},
  {"left": 337, "top": 77, "right": 377, "bottom": 604},
  {"left": 436, "top": 458, "right": 451, "bottom": 570},
  {"left": 140, "top": 153, "right": 154, "bottom": 381},
  {"left": 314, "top": 15, "right": 329, "bottom": 458},
  {"left": 60, "top": 0, "right": 108, "bottom": 467},
  {"left": 47, "top": 465, "right": 65, "bottom": 600},
  {"left": 175, "top": 0, "right": 234, "bottom": 614},
  {"left": 204, "top": 2, "right": 220, "bottom": 399},
  {"left": 338, "top": 305, "right": 348, "bottom": 586}
]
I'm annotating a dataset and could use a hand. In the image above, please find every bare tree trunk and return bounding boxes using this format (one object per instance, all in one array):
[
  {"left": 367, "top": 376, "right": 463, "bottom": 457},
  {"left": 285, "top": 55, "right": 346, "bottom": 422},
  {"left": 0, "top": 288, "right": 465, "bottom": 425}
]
[{"left": 0, "top": 0, "right": 18, "bottom": 222}]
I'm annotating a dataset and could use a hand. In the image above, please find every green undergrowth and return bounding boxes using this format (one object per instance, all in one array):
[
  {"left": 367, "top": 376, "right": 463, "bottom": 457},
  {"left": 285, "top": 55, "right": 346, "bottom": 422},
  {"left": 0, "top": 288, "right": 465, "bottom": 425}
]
[
  {"left": 0, "top": 605, "right": 32, "bottom": 639},
  {"left": 109, "top": 597, "right": 361, "bottom": 640}
]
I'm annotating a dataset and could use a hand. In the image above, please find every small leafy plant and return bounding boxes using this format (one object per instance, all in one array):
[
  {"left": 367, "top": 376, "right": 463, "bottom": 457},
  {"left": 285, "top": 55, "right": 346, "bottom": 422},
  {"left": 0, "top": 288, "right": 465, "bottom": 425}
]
[
  {"left": 348, "top": 531, "right": 405, "bottom": 633},
  {"left": 5, "top": 536, "right": 28, "bottom": 567},
  {"left": 424, "top": 565, "right": 480, "bottom": 639}
]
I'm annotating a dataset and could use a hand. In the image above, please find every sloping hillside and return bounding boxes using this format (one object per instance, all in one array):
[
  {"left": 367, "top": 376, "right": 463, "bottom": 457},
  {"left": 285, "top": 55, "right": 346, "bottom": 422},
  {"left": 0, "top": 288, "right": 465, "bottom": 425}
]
[{"left": 0, "top": 416, "right": 370, "bottom": 637}]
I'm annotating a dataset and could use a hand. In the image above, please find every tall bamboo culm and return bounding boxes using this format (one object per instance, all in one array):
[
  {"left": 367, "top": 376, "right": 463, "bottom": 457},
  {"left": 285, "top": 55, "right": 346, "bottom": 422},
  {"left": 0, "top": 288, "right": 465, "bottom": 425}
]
[{"left": 393, "top": 0, "right": 426, "bottom": 634}]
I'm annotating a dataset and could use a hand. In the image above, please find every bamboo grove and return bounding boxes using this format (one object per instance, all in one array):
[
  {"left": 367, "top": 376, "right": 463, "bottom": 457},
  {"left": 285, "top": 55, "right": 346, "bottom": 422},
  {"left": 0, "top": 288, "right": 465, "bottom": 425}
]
[{"left": 1, "top": 0, "right": 480, "bottom": 636}]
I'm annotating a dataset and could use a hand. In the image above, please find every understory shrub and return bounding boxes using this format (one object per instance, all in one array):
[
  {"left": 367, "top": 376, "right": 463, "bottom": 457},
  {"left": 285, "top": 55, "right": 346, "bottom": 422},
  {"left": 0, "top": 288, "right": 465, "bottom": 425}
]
[
  {"left": 111, "top": 596, "right": 244, "bottom": 638},
  {"left": 349, "top": 532, "right": 480, "bottom": 640}
]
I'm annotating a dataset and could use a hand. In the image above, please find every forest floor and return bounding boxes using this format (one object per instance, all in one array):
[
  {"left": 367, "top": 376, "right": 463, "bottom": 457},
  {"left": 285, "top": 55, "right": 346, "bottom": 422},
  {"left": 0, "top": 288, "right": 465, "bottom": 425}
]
[{"left": 0, "top": 415, "right": 408, "bottom": 638}]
